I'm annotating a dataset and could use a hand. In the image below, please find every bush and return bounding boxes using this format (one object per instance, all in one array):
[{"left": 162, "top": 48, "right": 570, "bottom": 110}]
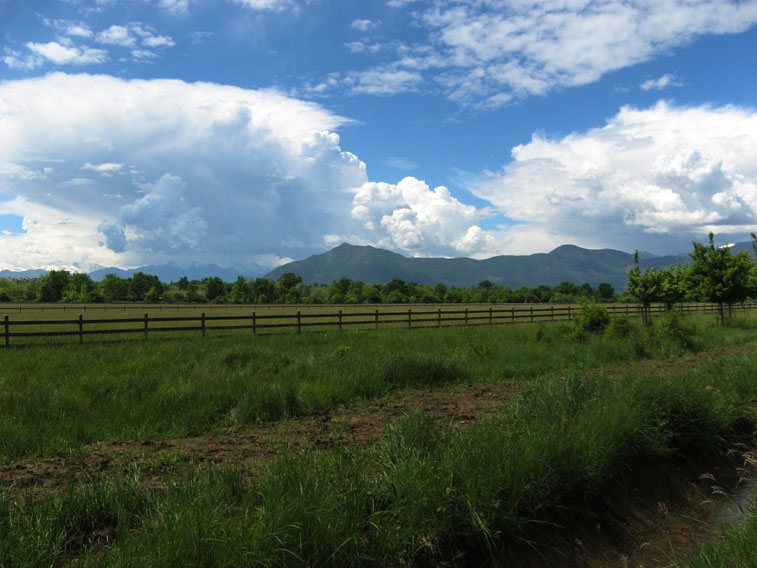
[
  {"left": 573, "top": 303, "right": 610, "bottom": 335},
  {"left": 605, "top": 314, "right": 637, "bottom": 339},
  {"left": 656, "top": 309, "right": 696, "bottom": 351}
]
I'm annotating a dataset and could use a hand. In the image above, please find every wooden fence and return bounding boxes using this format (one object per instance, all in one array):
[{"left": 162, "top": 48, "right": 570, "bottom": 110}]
[{"left": 2, "top": 302, "right": 756, "bottom": 348}]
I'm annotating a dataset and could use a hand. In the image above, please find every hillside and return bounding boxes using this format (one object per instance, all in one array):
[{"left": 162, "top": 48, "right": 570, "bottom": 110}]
[{"left": 264, "top": 243, "right": 690, "bottom": 290}]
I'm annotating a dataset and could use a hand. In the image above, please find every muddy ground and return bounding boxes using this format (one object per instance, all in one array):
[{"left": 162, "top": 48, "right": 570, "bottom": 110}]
[{"left": 1, "top": 340, "right": 756, "bottom": 566}]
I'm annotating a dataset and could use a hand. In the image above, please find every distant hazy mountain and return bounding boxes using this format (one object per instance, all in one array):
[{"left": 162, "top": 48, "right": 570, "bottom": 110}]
[
  {"left": 0, "top": 268, "right": 49, "bottom": 279},
  {"left": 88, "top": 263, "right": 264, "bottom": 282},
  {"left": 1, "top": 263, "right": 263, "bottom": 283},
  {"left": 264, "top": 243, "right": 699, "bottom": 290}
]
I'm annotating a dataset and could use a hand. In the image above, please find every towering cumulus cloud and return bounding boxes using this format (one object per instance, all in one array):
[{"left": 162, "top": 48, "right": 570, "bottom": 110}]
[
  {"left": 0, "top": 73, "right": 367, "bottom": 269},
  {"left": 473, "top": 102, "right": 757, "bottom": 254}
]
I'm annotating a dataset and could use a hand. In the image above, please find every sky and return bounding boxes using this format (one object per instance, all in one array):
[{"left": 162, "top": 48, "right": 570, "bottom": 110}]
[{"left": 1, "top": 0, "right": 757, "bottom": 273}]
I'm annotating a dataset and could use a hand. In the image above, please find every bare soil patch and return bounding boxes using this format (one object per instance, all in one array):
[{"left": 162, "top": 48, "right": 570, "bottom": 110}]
[
  {"left": 2, "top": 340, "right": 755, "bottom": 494},
  {"left": 0, "top": 381, "right": 517, "bottom": 493}
]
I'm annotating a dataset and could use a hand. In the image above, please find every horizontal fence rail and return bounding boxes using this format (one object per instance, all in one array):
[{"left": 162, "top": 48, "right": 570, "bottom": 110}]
[{"left": 2, "top": 302, "right": 756, "bottom": 348}]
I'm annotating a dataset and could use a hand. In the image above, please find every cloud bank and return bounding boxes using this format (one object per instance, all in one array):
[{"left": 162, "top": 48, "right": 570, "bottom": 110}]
[
  {"left": 2, "top": 74, "right": 756, "bottom": 270},
  {"left": 0, "top": 73, "right": 365, "bottom": 270},
  {"left": 472, "top": 101, "right": 757, "bottom": 254}
]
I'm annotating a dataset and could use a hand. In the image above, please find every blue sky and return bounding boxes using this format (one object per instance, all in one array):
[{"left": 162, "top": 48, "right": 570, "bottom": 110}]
[{"left": 1, "top": 0, "right": 756, "bottom": 272}]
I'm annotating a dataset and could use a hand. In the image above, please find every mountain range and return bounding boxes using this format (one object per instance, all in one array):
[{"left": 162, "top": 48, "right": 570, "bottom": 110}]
[
  {"left": 0, "top": 263, "right": 262, "bottom": 283},
  {"left": 265, "top": 241, "right": 755, "bottom": 291},
  {"left": 2, "top": 241, "right": 754, "bottom": 291}
]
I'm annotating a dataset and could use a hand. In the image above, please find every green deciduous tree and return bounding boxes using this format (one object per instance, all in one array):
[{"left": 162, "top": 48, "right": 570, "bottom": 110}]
[
  {"left": 687, "top": 233, "right": 753, "bottom": 324},
  {"left": 204, "top": 276, "right": 225, "bottom": 301},
  {"left": 37, "top": 270, "right": 70, "bottom": 302},
  {"left": 99, "top": 273, "right": 129, "bottom": 302},
  {"left": 626, "top": 252, "right": 663, "bottom": 325}
]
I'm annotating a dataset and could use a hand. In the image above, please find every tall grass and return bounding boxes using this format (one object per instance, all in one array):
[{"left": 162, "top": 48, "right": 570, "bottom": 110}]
[
  {"left": 1, "top": 313, "right": 755, "bottom": 460},
  {"left": 685, "top": 499, "right": 757, "bottom": 567},
  {"left": 2, "top": 351, "right": 755, "bottom": 566}
]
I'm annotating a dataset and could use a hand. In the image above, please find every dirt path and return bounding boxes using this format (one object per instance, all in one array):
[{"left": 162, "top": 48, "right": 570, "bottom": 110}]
[{"left": 2, "top": 340, "right": 756, "bottom": 495}]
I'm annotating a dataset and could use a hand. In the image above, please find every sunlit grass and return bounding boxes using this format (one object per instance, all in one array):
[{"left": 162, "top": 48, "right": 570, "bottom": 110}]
[
  {"left": 1, "top": 312, "right": 756, "bottom": 460},
  {"left": 1, "top": 351, "right": 755, "bottom": 566}
]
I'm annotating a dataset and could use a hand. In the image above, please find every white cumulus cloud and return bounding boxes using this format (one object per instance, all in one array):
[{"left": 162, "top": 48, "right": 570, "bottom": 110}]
[
  {"left": 472, "top": 101, "right": 757, "bottom": 254},
  {"left": 350, "top": 19, "right": 379, "bottom": 32},
  {"left": 340, "top": 177, "right": 502, "bottom": 258},
  {"left": 640, "top": 73, "right": 681, "bottom": 91},
  {"left": 232, "top": 0, "right": 295, "bottom": 11},
  {"left": 324, "top": 0, "right": 757, "bottom": 107},
  {"left": 96, "top": 24, "right": 136, "bottom": 47},
  {"left": 0, "top": 73, "right": 366, "bottom": 270},
  {"left": 25, "top": 41, "right": 108, "bottom": 66}
]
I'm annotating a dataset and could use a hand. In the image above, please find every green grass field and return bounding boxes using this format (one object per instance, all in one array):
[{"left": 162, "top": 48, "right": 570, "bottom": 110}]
[
  {"left": 0, "top": 309, "right": 756, "bottom": 566},
  {"left": 2, "top": 311, "right": 756, "bottom": 460}
]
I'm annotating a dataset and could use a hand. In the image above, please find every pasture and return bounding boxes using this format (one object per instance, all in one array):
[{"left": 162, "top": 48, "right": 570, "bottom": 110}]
[{"left": 0, "top": 308, "right": 756, "bottom": 566}]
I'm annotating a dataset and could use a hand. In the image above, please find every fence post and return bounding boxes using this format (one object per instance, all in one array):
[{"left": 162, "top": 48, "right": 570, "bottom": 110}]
[
  {"left": 407, "top": 308, "right": 412, "bottom": 329},
  {"left": 530, "top": 306, "right": 533, "bottom": 323},
  {"left": 375, "top": 308, "right": 379, "bottom": 330},
  {"left": 297, "top": 310, "right": 301, "bottom": 333},
  {"left": 78, "top": 314, "right": 83, "bottom": 345},
  {"left": 438, "top": 308, "right": 442, "bottom": 328},
  {"left": 252, "top": 311, "right": 257, "bottom": 335},
  {"left": 338, "top": 309, "right": 342, "bottom": 332},
  {"left": 567, "top": 305, "right": 571, "bottom": 321},
  {"left": 511, "top": 306, "right": 515, "bottom": 323},
  {"left": 551, "top": 305, "right": 554, "bottom": 321},
  {"left": 489, "top": 306, "right": 493, "bottom": 326},
  {"left": 465, "top": 307, "right": 468, "bottom": 327},
  {"left": 3, "top": 315, "right": 8, "bottom": 348},
  {"left": 144, "top": 313, "right": 149, "bottom": 340},
  {"left": 201, "top": 312, "right": 206, "bottom": 338}
]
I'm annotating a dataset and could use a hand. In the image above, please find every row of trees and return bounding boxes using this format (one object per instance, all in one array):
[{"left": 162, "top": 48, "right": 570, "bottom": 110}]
[
  {"left": 0, "top": 270, "right": 618, "bottom": 305},
  {"left": 0, "top": 271, "right": 165, "bottom": 304},
  {"left": 626, "top": 233, "right": 757, "bottom": 324},
  {"left": 2, "top": 234, "right": 755, "bottom": 311}
]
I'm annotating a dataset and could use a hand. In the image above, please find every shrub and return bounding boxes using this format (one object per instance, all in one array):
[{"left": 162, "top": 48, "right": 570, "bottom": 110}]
[
  {"left": 573, "top": 303, "right": 610, "bottom": 335},
  {"left": 605, "top": 314, "right": 636, "bottom": 339},
  {"left": 656, "top": 309, "right": 696, "bottom": 351}
]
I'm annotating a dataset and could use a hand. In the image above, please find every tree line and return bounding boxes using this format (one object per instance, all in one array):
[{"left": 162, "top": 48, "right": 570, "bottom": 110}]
[
  {"left": 0, "top": 270, "right": 618, "bottom": 305},
  {"left": 1, "top": 234, "right": 755, "bottom": 312},
  {"left": 626, "top": 233, "right": 757, "bottom": 324}
]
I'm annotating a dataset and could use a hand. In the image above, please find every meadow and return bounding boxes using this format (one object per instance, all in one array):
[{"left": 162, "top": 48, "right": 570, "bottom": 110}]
[{"left": 0, "top": 309, "right": 756, "bottom": 566}]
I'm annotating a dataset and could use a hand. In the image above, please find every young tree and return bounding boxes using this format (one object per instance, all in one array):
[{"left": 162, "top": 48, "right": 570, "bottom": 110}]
[
  {"left": 687, "top": 233, "right": 753, "bottom": 324},
  {"left": 658, "top": 264, "right": 690, "bottom": 310},
  {"left": 625, "top": 251, "right": 663, "bottom": 325},
  {"left": 597, "top": 282, "right": 615, "bottom": 301}
]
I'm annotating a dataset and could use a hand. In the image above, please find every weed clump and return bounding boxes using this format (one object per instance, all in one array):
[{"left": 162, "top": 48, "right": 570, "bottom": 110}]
[
  {"left": 381, "top": 356, "right": 468, "bottom": 389},
  {"left": 605, "top": 314, "right": 637, "bottom": 339},
  {"left": 572, "top": 304, "right": 610, "bottom": 342},
  {"left": 656, "top": 309, "right": 697, "bottom": 351}
]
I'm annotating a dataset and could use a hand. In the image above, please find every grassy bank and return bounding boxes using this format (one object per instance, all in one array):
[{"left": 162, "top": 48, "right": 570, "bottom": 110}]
[
  {"left": 1, "top": 349, "right": 756, "bottom": 566},
  {"left": 1, "top": 311, "right": 756, "bottom": 460},
  {"left": 686, "top": 499, "right": 757, "bottom": 567}
]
